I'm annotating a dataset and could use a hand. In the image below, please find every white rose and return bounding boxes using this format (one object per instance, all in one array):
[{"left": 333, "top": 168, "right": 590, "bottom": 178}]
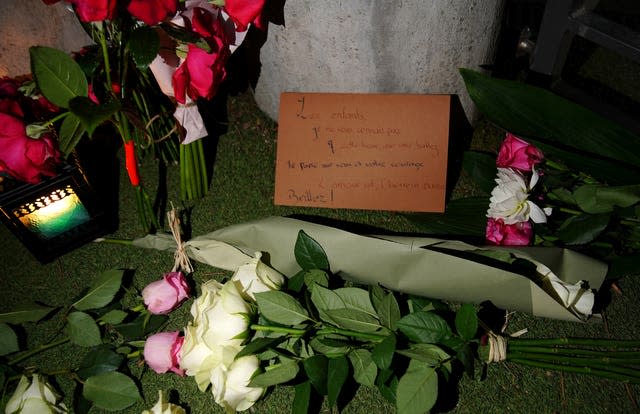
[
  {"left": 200, "top": 280, "right": 252, "bottom": 348},
  {"left": 180, "top": 280, "right": 253, "bottom": 392},
  {"left": 141, "top": 390, "right": 185, "bottom": 414},
  {"left": 487, "top": 167, "right": 549, "bottom": 224},
  {"left": 231, "top": 252, "right": 285, "bottom": 301},
  {"left": 5, "top": 374, "right": 68, "bottom": 414},
  {"left": 213, "top": 355, "right": 264, "bottom": 412}
]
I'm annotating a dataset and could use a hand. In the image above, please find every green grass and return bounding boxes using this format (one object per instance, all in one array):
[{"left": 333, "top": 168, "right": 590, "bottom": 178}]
[{"left": 1, "top": 91, "right": 639, "bottom": 413}]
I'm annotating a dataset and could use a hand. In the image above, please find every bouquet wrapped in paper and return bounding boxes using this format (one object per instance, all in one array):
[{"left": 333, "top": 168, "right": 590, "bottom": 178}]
[{"left": 133, "top": 216, "right": 607, "bottom": 322}]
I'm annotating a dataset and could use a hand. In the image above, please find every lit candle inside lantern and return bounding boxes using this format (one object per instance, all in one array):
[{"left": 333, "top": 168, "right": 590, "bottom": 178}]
[{"left": 13, "top": 185, "right": 90, "bottom": 239}]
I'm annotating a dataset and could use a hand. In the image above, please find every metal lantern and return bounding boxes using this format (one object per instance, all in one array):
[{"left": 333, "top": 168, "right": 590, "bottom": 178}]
[{"left": 0, "top": 161, "right": 116, "bottom": 263}]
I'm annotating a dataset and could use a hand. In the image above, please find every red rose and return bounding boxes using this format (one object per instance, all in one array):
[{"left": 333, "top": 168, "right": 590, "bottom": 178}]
[
  {"left": 485, "top": 217, "right": 532, "bottom": 246},
  {"left": 191, "top": 6, "right": 233, "bottom": 46},
  {"left": 496, "top": 133, "right": 544, "bottom": 172},
  {"left": 223, "top": 0, "right": 266, "bottom": 31},
  {"left": 127, "top": 0, "right": 178, "bottom": 25},
  {"left": 68, "top": 0, "right": 117, "bottom": 23},
  {"left": 172, "top": 43, "right": 229, "bottom": 104},
  {"left": 0, "top": 99, "right": 23, "bottom": 119},
  {"left": 0, "top": 77, "right": 20, "bottom": 97},
  {"left": 0, "top": 113, "right": 61, "bottom": 184}
]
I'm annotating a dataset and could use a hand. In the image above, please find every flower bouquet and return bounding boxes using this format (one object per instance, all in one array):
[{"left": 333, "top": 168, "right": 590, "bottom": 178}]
[
  {"left": 406, "top": 69, "right": 640, "bottom": 280},
  {"left": 2, "top": 0, "right": 266, "bottom": 233}
]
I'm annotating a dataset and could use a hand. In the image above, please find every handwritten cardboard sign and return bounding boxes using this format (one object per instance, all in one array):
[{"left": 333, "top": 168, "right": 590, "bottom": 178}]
[{"left": 274, "top": 92, "right": 450, "bottom": 212}]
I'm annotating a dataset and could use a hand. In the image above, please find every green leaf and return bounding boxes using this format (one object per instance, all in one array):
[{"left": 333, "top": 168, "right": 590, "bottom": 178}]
[
  {"left": 531, "top": 138, "right": 640, "bottom": 185},
  {"left": 334, "top": 287, "right": 378, "bottom": 317},
  {"left": 72, "top": 269, "right": 124, "bottom": 311},
  {"left": 255, "top": 291, "right": 310, "bottom": 325},
  {"left": 327, "top": 355, "right": 349, "bottom": 407},
  {"left": 68, "top": 311, "right": 102, "bottom": 347},
  {"left": 236, "top": 337, "right": 286, "bottom": 359},
  {"left": 460, "top": 68, "right": 640, "bottom": 168},
  {"left": 396, "top": 360, "right": 438, "bottom": 414},
  {"left": 82, "top": 371, "right": 141, "bottom": 411},
  {"left": 457, "top": 342, "right": 475, "bottom": 378},
  {"left": 58, "top": 112, "right": 86, "bottom": 156},
  {"left": 377, "top": 292, "right": 401, "bottom": 330},
  {"left": 113, "top": 314, "right": 168, "bottom": 340},
  {"left": 295, "top": 230, "right": 330, "bottom": 271},
  {"left": 309, "top": 336, "right": 351, "bottom": 356},
  {"left": 462, "top": 150, "right": 498, "bottom": 194},
  {"left": 548, "top": 187, "right": 576, "bottom": 205},
  {"left": 455, "top": 303, "right": 477, "bottom": 341},
  {"left": 304, "top": 269, "right": 330, "bottom": 289},
  {"left": 303, "top": 355, "right": 329, "bottom": 395},
  {"left": 310, "top": 284, "right": 344, "bottom": 325},
  {"left": 0, "top": 323, "right": 19, "bottom": 356},
  {"left": 30, "top": 46, "right": 88, "bottom": 108},
  {"left": 370, "top": 285, "right": 386, "bottom": 313},
  {"left": 98, "top": 310, "right": 128, "bottom": 325},
  {"left": 69, "top": 96, "right": 120, "bottom": 137},
  {"left": 0, "top": 302, "right": 54, "bottom": 324},
  {"left": 378, "top": 374, "right": 399, "bottom": 404},
  {"left": 292, "top": 381, "right": 312, "bottom": 414},
  {"left": 325, "top": 308, "right": 382, "bottom": 333},
  {"left": 127, "top": 26, "right": 160, "bottom": 68},
  {"left": 348, "top": 349, "right": 377, "bottom": 387},
  {"left": 249, "top": 360, "right": 299, "bottom": 388},
  {"left": 77, "top": 345, "right": 125, "bottom": 380},
  {"left": 372, "top": 333, "right": 396, "bottom": 370},
  {"left": 397, "top": 311, "right": 452, "bottom": 344},
  {"left": 557, "top": 214, "right": 610, "bottom": 245},
  {"left": 396, "top": 343, "right": 451, "bottom": 367},
  {"left": 287, "top": 270, "right": 307, "bottom": 293},
  {"left": 574, "top": 184, "right": 640, "bottom": 214},
  {"left": 404, "top": 197, "right": 489, "bottom": 236}
]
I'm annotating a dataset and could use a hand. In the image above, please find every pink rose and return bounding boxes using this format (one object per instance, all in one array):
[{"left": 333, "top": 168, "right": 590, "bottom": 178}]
[
  {"left": 172, "top": 44, "right": 229, "bottom": 104},
  {"left": 496, "top": 133, "right": 544, "bottom": 171},
  {"left": 224, "top": 0, "right": 266, "bottom": 31},
  {"left": 143, "top": 331, "right": 185, "bottom": 375},
  {"left": 127, "top": 0, "right": 177, "bottom": 25},
  {"left": 0, "top": 113, "right": 61, "bottom": 184},
  {"left": 68, "top": 0, "right": 117, "bottom": 23},
  {"left": 142, "top": 271, "right": 190, "bottom": 314},
  {"left": 485, "top": 218, "right": 532, "bottom": 246}
]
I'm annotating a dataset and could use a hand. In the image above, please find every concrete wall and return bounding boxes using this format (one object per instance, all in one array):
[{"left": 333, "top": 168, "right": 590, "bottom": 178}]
[
  {"left": 0, "top": 0, "right": 91, "bottom": 77},
  {"left": 254, "top": 0, "right": 506, "bottom": 123}
]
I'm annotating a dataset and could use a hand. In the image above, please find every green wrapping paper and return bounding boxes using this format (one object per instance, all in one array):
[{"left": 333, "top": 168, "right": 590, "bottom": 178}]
[{"left": 133, "top": 216, "right": 607, "bottom": 322}]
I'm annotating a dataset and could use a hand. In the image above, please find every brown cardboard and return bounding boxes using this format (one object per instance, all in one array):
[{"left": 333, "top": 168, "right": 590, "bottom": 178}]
[{"left": 274, "top": 92, "right": 450, "bottom": 212}]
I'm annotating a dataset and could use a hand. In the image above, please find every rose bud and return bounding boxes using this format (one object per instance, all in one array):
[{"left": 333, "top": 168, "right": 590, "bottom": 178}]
[
  {"left": 144, "top": 331, "right": 185, "bottom": 375},
  {"left": 142, "top": 271, "right": 190, "bottom": 314}
]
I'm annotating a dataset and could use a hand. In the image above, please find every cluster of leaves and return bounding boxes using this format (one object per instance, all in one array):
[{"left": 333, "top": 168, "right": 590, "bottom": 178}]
[
  {"left": 408, "top": 69, "right": 640, "bottom": 278},
  {"left": 241, "top": 231, "right": 480, "bottom": 414},
  {"left": 30, "top": 20, "right": 173, "bottom": 160},
  {"left": 0, "top": 269, "right": 166, "bottom": 412}
]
